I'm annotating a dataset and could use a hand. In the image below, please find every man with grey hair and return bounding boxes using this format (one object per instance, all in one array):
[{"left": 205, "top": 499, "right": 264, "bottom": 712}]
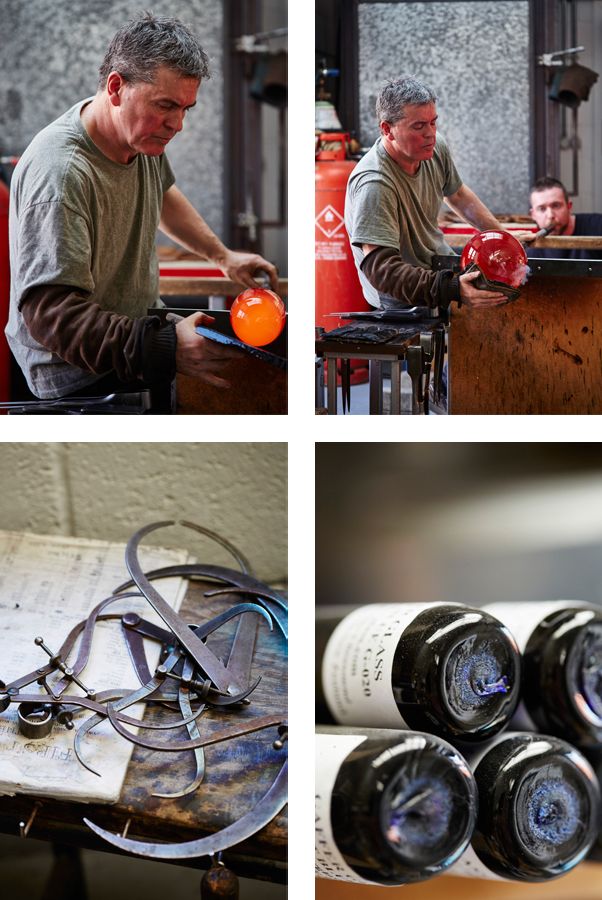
[
  {"left": 345, "top": 75, "right": 529, "bottom": 311},
  {"left": 7, "top": 12, "right": 278, "bottom": 403}
]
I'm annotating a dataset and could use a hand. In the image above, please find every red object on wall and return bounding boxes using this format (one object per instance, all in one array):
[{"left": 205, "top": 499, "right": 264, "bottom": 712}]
[
  {"left": 315, "top": 133, "right": 370, "bottom": 331},
  {"left": 0, "top": 180, "right": 10, "bottom": 402}
]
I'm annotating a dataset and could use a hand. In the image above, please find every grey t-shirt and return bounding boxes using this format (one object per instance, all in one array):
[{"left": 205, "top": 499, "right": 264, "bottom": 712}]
[
  {"left": 6, "top": 98, "right": 175, "bottom": 398},
  {"left": 345, "top": 134, "right": 462, "bottom": 307}
]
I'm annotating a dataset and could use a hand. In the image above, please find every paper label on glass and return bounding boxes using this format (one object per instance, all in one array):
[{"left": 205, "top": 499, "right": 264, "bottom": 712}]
[
  {"left": 484, "top": 600, "right": 593, "bottom": 651},
  {"left": 315, "top": 732, "right": 376, "bottom": 883},
  {"left": 451, "top": 843, "right": 507, "bottom": 880},
  {"left": 321, "top": 603, "right": 452, "bottom": 727}
]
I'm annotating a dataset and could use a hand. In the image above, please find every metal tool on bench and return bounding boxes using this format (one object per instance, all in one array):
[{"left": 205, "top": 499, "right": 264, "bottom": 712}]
[
  {"left": 196, "top": 326, "right": 287, "bottom": 370},
  {"left": 322, "top": 322, "right": 407, "bottom": 343},
  {"left": 432, "top": 325, "right": 446, "bottom": 405},
  {"left": 420, "top": 332, "right": 435, "bottom": 415},
  {"left": 0, "top": 392, "right": 152, "bottom": 415},
  {"left": 405, "top": 345, "right": 425, "bottom": 415},
  {"left": 532, "top": 224, "right": 555, "bottom": 240},
  {"left": 326, "top": 307, "right": 435, "bottom": 323},
  {"left": 0, "top": 520, "right": 288, "bottom": 874},
  {"left": 340, "top": 357, "right": 351, "bottom": 414}
]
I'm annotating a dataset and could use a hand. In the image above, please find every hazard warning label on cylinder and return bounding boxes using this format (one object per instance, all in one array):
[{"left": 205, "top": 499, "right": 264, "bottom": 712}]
[
  {"left": 316, "top": 240, "right": 347, "bottom": 261},
  {"left": 315, "top": 204, "right": 345, "bottom": 239}
]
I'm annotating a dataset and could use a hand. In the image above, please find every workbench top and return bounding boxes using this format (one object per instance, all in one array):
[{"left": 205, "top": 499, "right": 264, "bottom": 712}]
[
  {"left": 432, "top": 255, "right": 602, "bottom": 415},
  {"left": 0, "top": 580, "right": 287, "bottom": 882}
]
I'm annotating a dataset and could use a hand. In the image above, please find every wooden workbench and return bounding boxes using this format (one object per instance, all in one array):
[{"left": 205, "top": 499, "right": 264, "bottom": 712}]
[
  {"left": 159, "top": 276, "right": 288, "bottom": 298},
  {"left": 176, "top": 359, "right": 287, "bottom": 415},
  {"left": 0, "top": 580, "right": 287, "bottom": 883},
  {"left": 157, "top": 247, "right": 289, "bottom": 299},
  {"left": 435, "top": 256, "right": 602, "bottom": 414},
  {"left": 151, "top": 308, "right": 287, "bottom": 415}
]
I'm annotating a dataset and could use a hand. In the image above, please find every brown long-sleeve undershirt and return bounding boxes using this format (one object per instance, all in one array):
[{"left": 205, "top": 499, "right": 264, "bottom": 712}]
[
  {"left": 20, "top": 284, "right": 176, "bottom": 384},
  {"left": 360, "top": 246, "right": 462, "bottom": 309}
]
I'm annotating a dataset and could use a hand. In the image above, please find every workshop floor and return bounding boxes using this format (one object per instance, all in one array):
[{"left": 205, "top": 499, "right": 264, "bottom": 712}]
[
  {"left": 320, "top": 376, "right": 446, "bottom": 415},
  {"left": 0, "top": 833, "right": 286, "bottom": 900}
]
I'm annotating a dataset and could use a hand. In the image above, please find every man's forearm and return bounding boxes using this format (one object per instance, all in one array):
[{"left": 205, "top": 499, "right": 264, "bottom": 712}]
[
  {"left": 20, "top": 285, "right": 176, "bottom": 384},
  {"left": 361, "top": 246, "right": 461, "bottom": 309},
  {"left": 159, "top": 185, "right": 230, "bottom": 264},
  {"left": 445, "top": 184, "right": 501, "bottom": 231}
]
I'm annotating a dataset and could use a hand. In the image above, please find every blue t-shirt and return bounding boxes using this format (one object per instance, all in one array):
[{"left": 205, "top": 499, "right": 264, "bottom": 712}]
[{"left": 527, "top": 213, "right": 602, "bottom": 260}]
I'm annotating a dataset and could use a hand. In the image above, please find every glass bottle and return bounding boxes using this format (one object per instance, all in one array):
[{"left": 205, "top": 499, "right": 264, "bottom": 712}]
[
  {"left": 453, "top": 731, "right": 600, "bottom": 881},
  {"left": 485, "top": 600, "right": 602, "bottom": 747},
  {"left": 316, "top": 602, "right": 520, "bottom": 742},
  {"left": 315, "top": 725, "right": 478, "bottom": 885}
]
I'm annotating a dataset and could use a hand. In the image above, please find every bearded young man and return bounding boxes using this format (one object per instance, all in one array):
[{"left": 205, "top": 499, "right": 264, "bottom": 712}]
[{"left": 527, "top": 177, "right": 602, "bottom": 261}]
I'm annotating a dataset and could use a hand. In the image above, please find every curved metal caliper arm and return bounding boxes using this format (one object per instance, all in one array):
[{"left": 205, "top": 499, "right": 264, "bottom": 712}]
[
  {"left": 121, "top": 602, "right": 273, "bottom": 692},
  {"left": 152, "top": 655, "right": 206, "bottom": 799},
  {"left": 1, "top": 592, "right": 144, "bottom": 696},
  {"left": 125, "top": 522, "right": 237, "bottom": 694},
  {"left": 114, "top": 564, "right": 288, "bottom": 639},
  {"left": 0, "top": 689, "right": 193, "bottom": 732},
  {"left": 53, "top": 592, "right": 145, "bottom": 695},
  {"left": 204, "top": 588, "right": 288, "bottom": 641},
  {"left": 114, "top": 564, "right": 287, "bottom": 613},
  {"left": 179, "top": 520, "right": 254, "bottom": 576},
  {"left": 72, "top": 631, "right": 260, "bottom": 775},
  {"left": 84, "top": 754, "right": 287, "bottom": 860}
]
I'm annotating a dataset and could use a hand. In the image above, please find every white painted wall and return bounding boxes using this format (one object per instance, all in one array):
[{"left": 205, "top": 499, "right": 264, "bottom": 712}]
[{"left": 0, "top": 443, "right": 287, "bottom": 582}]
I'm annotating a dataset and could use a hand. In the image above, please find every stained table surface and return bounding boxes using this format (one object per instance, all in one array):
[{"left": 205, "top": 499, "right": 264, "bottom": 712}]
[
  {"left": 0, "top": 580, "right": 288, "bottom": 882},
  {"left": 433, "top": 256, "right": 602, "bottom": 415}
]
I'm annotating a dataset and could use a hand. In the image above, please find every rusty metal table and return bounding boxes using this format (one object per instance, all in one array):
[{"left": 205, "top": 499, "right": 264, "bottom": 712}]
[
  {"left": 0, "top": 580, "right": 287, "bottom": 884},
  {"left": 433, "top": 256, "right": 602, "bottom": 415}
]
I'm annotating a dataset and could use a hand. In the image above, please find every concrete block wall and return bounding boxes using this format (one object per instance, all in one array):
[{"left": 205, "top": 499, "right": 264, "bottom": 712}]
[
  {"left": 0, "top": 0, "right": 226, "bottom": 238},
  {"left": 0, "top": 443, "right": 287, "bottom": 582},
  {"left": 357, "top": 0, "right": 531, "bottom": 214}
]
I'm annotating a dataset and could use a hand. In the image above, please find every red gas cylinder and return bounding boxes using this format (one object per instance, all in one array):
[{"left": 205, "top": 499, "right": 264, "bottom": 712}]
[
  {"left": 315, "top": 132, "right": 370, "bottom": 330},
  {"left": 0, "top": 180, "right": 10, "bottom": 402}
]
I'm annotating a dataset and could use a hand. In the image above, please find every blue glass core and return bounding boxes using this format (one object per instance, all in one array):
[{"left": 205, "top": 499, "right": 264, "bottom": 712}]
[
  {"left": 517, "top": 767, "right": 584, "bottom": 862},
  {"left": 579, "top": 626, "right": 602, "bottom": 720},
  {"left": 446, "top": 635, "right": 511, "bottom": 714},
  {"left": 527, "top": 779, "right": 580, "bottom": 845},
  {"left": 383, "top": 774, "right": 454, "bottom": 853}
]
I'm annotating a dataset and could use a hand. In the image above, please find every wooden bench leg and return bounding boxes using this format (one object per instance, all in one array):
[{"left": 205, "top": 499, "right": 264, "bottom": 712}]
[{"left": 40, "top": 843, "right": 88, "bottom": 900}]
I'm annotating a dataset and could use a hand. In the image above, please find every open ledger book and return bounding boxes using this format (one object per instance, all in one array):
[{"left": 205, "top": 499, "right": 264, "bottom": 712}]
[{"left": 0, "top": 530, "right": 191, "bottom": 803}]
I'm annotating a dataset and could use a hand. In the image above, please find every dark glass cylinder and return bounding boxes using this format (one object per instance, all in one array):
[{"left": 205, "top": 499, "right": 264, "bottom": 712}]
[
  {"left": 498, "top": 603, "right": 602, "bottom": 748},
  {"left": 316, "top": 603, "right": 521, "bottom": 742},
  {"left": 458, "top": 732, "right": 601, "bottom": 881},
  {"left": 584, "top": 751, "right": 602, "bottom": 862},
  {"left": 315, "top": 725, "right": 478, "bottom": 886}
]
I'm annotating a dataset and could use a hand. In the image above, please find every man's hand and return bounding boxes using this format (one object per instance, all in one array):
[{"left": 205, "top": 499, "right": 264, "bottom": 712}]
[
  {"left": 220, "top": 250, "right": 279, "bottom": 292},
  {"left": 175, "top": 312, "right": 242, "bottom": 388},
  {"left": 159, "top": 187, "right": 280, "bottom": 292},
  {"left": 459, "top": 270, "right": 508, "bottom": 307}
]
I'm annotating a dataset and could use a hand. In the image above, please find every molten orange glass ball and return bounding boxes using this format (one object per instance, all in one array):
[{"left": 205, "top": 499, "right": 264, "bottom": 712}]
[{"left": 230, "top": 288, "right": 286, "bottom": 347}]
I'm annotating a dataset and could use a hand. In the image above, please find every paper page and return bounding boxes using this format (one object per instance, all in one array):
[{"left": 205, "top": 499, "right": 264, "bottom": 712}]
[{"left": 0, "top": 530, "right": 192, "bottom": 803}]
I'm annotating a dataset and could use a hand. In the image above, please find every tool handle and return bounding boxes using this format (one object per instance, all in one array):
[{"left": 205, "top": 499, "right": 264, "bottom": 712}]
[
  {"left": 533, "top": 225, "right": 555, "bottom": 239},
  {"left": 252, "top": 268, "right": 271, "bottom": 288}
]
